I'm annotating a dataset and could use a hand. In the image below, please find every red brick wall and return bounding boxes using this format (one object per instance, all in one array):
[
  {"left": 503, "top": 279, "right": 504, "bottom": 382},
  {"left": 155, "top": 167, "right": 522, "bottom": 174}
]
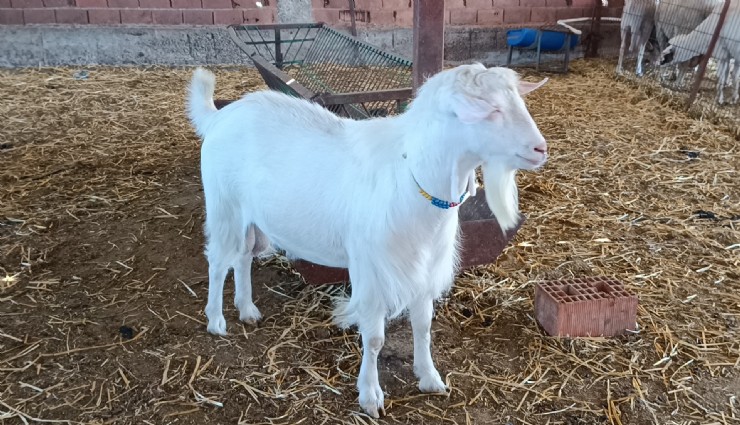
[
  {"left": 0, "top": 0, "right": 623, "bottom": 26},
  {"left": 0, "top": 0, "right": 277, "bottom": 25}
]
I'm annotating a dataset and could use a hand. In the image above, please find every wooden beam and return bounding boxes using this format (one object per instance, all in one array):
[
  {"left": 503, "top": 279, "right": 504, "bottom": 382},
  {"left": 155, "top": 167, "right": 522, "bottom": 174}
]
[
  {"left": 412, "top": 0, "right": 445, "bottom": 93},
  {"left": 314, "top": 88, "right": 413, "bottom": 106}
]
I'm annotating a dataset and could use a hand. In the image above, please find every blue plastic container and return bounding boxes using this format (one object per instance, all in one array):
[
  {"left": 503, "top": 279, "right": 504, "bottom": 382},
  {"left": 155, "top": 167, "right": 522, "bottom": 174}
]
[{"left": 506, "top": 28, "right": 579, "bottom": 51}]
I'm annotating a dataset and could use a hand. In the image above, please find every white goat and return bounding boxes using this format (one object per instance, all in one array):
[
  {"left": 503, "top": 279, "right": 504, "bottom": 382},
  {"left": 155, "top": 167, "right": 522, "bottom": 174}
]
[
  {"left": 661, "top": 1, "right": 740, "bottom": 104},
  {"left": 618, "top": 0, "right": 657, "bottom": 76},
  {"left": 187, "top": 64, "right": 548, "bottom": 418}
]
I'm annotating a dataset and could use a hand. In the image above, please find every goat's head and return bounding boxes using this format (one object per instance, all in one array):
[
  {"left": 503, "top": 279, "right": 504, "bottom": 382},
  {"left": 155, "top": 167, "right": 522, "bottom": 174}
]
[{"left": 417, "top": 64, "right": 548, "bottom": 230}]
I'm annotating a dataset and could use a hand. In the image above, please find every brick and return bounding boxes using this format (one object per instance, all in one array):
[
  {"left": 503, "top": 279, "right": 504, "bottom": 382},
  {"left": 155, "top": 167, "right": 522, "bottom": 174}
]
[
  {"left": 530, "top": 5, "right": 555, "bottom": 22},
  {"left": 88, "top": 7, "right": 120, "bottom": 23},
  {"left": 213, "top": 8, "right": 242, "bottom": 24},
  {"left": 243, "top": 6, "right": 271, "bottom": 22},
  {"left": 570, "top": 0, "right": 594, "bottom": 6},
  {"left": 322, "top": 0, "right": 347, "bottom": 7},
  {"left": 209, "top": 0, "right": 232, "bottom": 8},
  {"left": 12, "top": 0, "right": 43, "bottom": 7},
  {"left": 355, "top": 0, "right": 380, "bottom": 8},
  {"left": 603, "top": 6, "right": 622, "bottom": 17},
  {"left": 0, "top": 8, "right": 24, "bottom": 24},
  {"left": 368, "top": 8, "right": 392, "bottom": 24},
  {"left": 492, "top": 0, "right": 518, "bottom": 6},
  {"left": 152, "top": 8, "right": 181, "bottom": 23},
  {"left": 466, "top": 0, "right": 492, "bottom": 8},
  {"left": 394, "top": 8, "right": 411, "bottom": 25},
  {"left": 44, "top": 0, "right": 74, "bottom": 6},
  {"left": 546, "top": 0, "right": 567, "bottom": 5},
  {"left": 76, "top": 0, "right": 106, "bottom": 6},
  {"left": 503, "top": 6, "right": 529, "bottom": 22},
  {"left": 139, "top": 0, "right": 171, "bottom": 7},
  {"left": 23, "top": 8, "right": 54, "bottom": 23},
  {"left": 172, "top": 0, "right": 200, "bottom": 7},
  {"left": 477, "top": 8, "right": 502, "bottom": 25},
  {"left": 121, "top": 8, "right": 152, "bottom": 22},
  {"left": 381, "top": 0, "right": 408, "bottom": 8},
  {"left": 555, "top": 6, "right": 582, "bottom": 19},
  {"left": 313, "top": 7, "right": 338, "bottom": 23},
  {"left": 311, "top": 0, "right": 325, "bottom": 8},
  {"left": 183, "top": 8, "right": 211, "bottom": 23},
  {"left": 520, "top": 0, "right": 545, "bottom": 6},
  {"left": 56, "top": 7, "right": 88, "bottom": 22},
  {"left": 534, "top": 277, "right": 638, "bottom": 338},
  {"left": 340, "top": 8, "right": 369, "bottom": 22},
  {"left": 0, "top": 0, "right": 10, "bottom": 6},
  {"left": 449, "top": 8, "right": 476, "bottom": 24},
  {"left": 107, "top": 0, "right": 137, "bottom": 7},
  {"left": 444, "top": 0, "right": 464, "bottom": 8}
]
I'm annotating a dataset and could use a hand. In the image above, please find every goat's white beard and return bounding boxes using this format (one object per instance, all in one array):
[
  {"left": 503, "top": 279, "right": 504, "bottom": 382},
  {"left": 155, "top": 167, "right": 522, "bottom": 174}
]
[{"left": 482, "top": 162, "right": 520, "bottom": 233}]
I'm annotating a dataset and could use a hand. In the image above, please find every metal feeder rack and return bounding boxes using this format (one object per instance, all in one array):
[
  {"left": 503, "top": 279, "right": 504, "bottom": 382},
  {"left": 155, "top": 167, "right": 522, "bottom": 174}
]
[{"left": 226, "top": 22, "right": 413, "bottom": 119}]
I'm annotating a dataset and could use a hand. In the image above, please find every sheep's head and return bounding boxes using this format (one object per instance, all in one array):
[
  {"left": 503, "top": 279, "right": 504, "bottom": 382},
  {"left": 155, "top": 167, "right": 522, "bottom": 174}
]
[{"left": 424, "top": 64, "right": 548, "bottom": 231}]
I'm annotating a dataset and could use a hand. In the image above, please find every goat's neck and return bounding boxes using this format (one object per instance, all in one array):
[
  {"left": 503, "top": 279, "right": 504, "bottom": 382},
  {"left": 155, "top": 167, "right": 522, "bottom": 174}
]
[{"left": 399, "top": 116, "right": 481, "bottom": 204}]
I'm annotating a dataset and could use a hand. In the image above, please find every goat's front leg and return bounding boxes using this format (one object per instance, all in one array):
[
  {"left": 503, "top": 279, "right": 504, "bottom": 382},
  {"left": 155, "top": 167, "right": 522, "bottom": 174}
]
[
  {"left": 409, "top": 297, "right": 447, "bottom": 393},
  {"left": 357, "top": 314, "right": 386, "bottom": 418}
]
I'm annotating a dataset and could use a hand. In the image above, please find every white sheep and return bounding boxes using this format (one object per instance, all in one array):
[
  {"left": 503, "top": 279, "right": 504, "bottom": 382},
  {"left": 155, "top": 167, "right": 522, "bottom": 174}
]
[
  {"left": 617, "top": 0, "right": 657, "bottom": 76},
  {"left": 661, "top": 1, "right": 740, "bottom": 104},
  {"left": 655, "top": 0, "right": 723, "bottom": 53},
  {"left": 654, "top": 0, "right": 724, "bottom": 81},
  {"left": 187, "top": 64, "right": 548, "bottom": 418}
]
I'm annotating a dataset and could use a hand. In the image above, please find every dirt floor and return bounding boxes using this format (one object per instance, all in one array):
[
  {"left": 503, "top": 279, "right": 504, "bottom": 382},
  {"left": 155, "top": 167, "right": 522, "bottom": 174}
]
[{"left": 1, "top": 59, "right": 738, "bottom": 425}]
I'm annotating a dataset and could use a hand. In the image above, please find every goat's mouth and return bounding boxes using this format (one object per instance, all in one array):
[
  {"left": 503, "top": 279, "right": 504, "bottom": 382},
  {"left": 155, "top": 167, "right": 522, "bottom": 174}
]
[{"left": 516, "top": 154, "right": 547, "bottom": 169}]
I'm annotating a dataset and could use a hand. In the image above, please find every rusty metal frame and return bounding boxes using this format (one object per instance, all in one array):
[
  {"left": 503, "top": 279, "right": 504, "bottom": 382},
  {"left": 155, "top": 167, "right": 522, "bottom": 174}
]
[{"left": 686, "top": 0, "right": 732, "bottom": 108}]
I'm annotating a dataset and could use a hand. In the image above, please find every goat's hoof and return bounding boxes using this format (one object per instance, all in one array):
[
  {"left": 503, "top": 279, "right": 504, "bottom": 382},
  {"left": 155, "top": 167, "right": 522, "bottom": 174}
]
[
  {"left": 359, "top": 386, "right": 385, "bottom": 419},
  {"left": 419, "top": 373, "right": 447, "bottom": 394},
  {"left": 206, "top": 315, "right": 227, "bottom": 336},
  {"left": 237, "top": 303, "right": 262, "bottom": 324}
]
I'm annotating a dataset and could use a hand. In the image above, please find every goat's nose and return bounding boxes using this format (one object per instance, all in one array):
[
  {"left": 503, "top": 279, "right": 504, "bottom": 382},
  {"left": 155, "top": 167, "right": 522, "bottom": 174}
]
[{"left": 534, "top": 142, "right": 547, "bottom": 155}]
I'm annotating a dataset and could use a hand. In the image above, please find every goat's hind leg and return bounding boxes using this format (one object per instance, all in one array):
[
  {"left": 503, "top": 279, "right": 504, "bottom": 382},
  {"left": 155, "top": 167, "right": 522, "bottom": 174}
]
[
  {"left": 204, "top": 239, "right": 230, "bottom": 336},
  {"left": 409, "top": 297, "right": 446, "bottom": 393},
  {"left": 233, "top": 224, "right": 268, "bottom": 323}
]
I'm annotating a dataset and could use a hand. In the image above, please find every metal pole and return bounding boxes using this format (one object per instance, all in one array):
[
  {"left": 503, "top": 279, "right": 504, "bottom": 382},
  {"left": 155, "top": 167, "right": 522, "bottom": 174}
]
[
  {"left": 686, "top": 0, "right": 731, "bottom": 109},
  {"left": 412, "top": 0, "right": 445, "bottom": 93}
]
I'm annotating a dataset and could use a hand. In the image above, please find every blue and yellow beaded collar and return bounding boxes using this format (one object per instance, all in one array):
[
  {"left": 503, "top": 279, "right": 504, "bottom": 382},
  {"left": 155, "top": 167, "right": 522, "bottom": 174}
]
[{"left": 412, "top": 175, "right": 470, "bottom": 210}]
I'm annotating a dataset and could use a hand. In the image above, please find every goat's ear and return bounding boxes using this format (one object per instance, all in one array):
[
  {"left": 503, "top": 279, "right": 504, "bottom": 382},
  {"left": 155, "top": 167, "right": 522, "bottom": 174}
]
[
  {"left": 518, "top": 78, "right": 548, "bottom": 96},
  {"left": 451, "top": 94, "right": 496, "bottom": 124}
]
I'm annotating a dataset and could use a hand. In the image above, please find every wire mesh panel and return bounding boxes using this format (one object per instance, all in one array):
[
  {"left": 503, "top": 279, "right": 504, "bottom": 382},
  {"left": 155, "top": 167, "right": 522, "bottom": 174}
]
[
  {"left": 292, "top": 26, "right": 412, "bottom": 118},
  {"left": 614, "top": 0, "right": 739, "bottom": 133},
  {"left": 229, "top": 23, "right": 412, "bottom": 119}
]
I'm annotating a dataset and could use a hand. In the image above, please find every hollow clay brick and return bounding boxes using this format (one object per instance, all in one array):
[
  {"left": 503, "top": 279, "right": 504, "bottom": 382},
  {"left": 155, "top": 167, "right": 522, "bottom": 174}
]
[{"left": 535, "top": 276, "right": 637, "bottom": 337}]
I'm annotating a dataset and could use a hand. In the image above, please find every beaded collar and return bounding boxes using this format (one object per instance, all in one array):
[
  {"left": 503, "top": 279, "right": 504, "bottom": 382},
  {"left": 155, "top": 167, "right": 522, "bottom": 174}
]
[{"left": 412, "top": 174, "right": 470, "bottom": 210}]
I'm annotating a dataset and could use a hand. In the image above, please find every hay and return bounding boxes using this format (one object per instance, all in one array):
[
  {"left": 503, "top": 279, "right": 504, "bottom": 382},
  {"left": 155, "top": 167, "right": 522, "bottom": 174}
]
[{"left": 0, "top": 59, "right": 738, "bottom": 425}]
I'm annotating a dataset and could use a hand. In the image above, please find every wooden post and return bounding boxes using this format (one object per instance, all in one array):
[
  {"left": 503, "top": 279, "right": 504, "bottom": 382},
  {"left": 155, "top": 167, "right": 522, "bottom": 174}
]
[
  {"left": 348, "top": 0, "right": 357, "bottom": 37},
  {"left": 413, "top": 0, "right": 445, "bottom": 93},
  {"left": 687, "top": 0, "right": 731, "bottom": 109}
]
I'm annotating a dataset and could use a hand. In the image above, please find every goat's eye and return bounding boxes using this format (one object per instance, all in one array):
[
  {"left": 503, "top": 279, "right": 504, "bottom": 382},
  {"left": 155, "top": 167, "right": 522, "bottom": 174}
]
[{"left": 487, "top": 110, "right": 502, "bottom": 120}]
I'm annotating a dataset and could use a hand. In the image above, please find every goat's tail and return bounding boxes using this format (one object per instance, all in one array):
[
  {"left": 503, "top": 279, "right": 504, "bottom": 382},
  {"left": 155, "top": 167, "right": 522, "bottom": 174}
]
[{"left": 188, "top": 67, "right": 217, "bottom": 138}]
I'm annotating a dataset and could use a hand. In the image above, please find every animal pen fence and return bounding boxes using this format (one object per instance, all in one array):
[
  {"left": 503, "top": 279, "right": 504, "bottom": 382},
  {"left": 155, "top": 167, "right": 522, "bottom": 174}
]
[{"left": 615, "top": 0, "right": 739, "bottom": 135}]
